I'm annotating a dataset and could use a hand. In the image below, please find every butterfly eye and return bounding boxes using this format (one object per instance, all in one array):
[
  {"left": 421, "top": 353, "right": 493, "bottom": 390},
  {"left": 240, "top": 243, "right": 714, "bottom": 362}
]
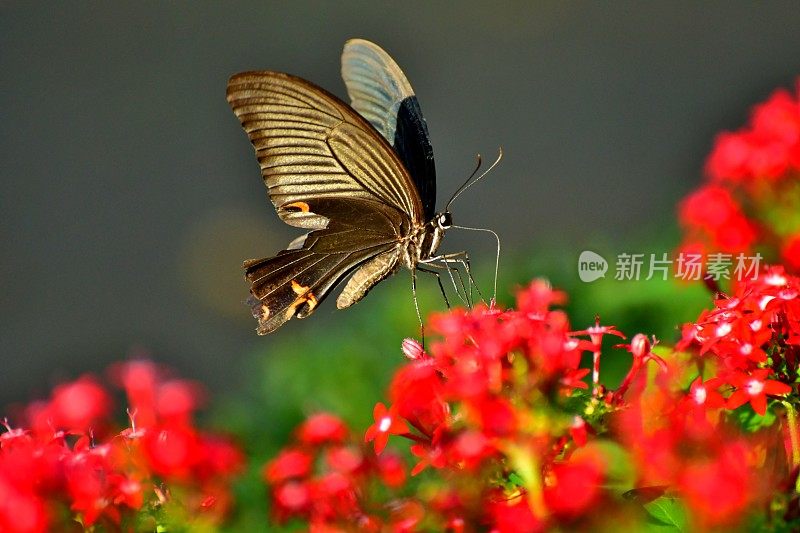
[{"left": 438, "top": 212, "right": 453, "bottom": 229}]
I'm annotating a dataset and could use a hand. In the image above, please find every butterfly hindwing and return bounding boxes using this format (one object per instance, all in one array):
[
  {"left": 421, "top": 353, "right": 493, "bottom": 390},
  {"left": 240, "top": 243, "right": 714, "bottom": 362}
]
[
  {"left": 245, "top": 245, "right": 389, "bottom": 334},
  {"left": 341, "top": 38, "right": 437, "bottom": 220},
  {"left": 242, "top": 197, "right": 407, "bottom": 333}
]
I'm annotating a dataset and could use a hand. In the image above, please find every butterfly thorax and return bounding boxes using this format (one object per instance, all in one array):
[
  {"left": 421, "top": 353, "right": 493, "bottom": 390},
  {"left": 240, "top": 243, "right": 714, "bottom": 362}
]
[{"left": 401, "top": 212, "right": 451, "bottom": 270}]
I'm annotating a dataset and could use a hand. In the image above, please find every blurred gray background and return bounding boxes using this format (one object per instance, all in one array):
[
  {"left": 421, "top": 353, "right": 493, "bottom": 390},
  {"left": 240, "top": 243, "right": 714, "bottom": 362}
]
[{"left": 2, "top": 2, "right": 799, "bottom": 404}]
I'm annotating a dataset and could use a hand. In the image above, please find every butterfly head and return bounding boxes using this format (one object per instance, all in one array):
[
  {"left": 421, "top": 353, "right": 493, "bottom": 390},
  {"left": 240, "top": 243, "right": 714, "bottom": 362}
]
[{"left": 436, "top": 211, "right": 453, "bottom": 231}]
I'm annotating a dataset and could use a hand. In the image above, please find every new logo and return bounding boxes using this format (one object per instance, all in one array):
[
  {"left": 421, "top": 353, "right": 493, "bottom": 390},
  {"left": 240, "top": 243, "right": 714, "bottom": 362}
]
[{"left": 578, "top": 251, "right": 608, "bottom": 282}]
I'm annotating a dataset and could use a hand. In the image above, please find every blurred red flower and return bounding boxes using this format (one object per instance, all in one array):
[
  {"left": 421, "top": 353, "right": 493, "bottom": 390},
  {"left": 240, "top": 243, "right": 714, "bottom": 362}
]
[{"left": 0, "top": 360, "right": 243, "bottom": 530}]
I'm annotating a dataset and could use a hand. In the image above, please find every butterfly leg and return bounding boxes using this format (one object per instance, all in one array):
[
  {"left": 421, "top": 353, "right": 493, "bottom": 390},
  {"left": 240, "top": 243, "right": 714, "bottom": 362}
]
[
  {"left": 442, "top": 258, "right": 471, "bottom": 307},
  {"left": 446, "top": 225, "right": 501, "bottom": 305},
  {"left": 417, "top": 265, "right": 451, "bottom": 309},
  {"left": 418, "top": 259, "right": 469, "bottom": 307},
  {"left": 445, "top": 252, "right": 474, "bottom": 307},
  {"left": 424, "top": 251, "right": 484, "bottom": 307},
  {"left": 445, "top": 252, "right": 489, "bottom": 305}
]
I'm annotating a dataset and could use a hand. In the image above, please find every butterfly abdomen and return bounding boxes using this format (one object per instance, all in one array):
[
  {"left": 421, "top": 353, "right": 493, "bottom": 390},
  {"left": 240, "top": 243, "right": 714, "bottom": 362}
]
[{"left": 336, "top": 250, "right": 401, "bottom": 309}]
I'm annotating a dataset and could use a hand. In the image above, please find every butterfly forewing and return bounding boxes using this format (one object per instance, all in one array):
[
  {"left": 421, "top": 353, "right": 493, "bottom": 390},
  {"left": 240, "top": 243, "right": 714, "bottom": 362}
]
[
  {"left": 341, "top": 39, "right": 437, "bottom": 220},
  {"left": 226, "top": 72, "right": 424, "bottom": 225}
]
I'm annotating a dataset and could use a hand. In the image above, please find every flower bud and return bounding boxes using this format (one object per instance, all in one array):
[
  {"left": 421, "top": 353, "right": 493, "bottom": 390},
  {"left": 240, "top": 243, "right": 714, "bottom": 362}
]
[
  {"left": 630, "top": 334, "right": 651, "bottom": 359},
  {"left": 401, "top": 338, "right": 426, "bottom": 360}
]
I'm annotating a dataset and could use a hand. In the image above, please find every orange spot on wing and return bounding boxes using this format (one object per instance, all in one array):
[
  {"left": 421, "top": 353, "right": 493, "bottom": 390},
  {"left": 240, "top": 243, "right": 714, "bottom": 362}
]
[
  {"left": 305, "top": 292, "right": 318, "bottom": 312},
  {"left": 287, "top": 279, "right": 317, "bottom": 317},
  {"left": 291, "top": 279, "right": 309, "bottom": 294},
  {"left": 285, "top": 201, "right": 310, "bottom": 213}
]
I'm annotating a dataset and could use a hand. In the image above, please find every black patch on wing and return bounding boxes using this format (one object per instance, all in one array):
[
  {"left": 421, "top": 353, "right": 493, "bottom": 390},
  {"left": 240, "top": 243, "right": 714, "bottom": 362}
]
[{"left": 394, "top": 96, "right": 436, "bottom": 221}]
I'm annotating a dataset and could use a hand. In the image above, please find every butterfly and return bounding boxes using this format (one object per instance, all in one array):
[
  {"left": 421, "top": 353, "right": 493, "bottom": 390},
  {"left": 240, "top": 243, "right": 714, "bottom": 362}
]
[{"left": 227, "top": 39, "right": 495, "bottom": 335}]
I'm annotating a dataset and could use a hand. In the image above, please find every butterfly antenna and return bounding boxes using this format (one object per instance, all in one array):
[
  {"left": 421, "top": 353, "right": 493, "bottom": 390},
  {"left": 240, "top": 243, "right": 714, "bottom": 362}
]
[
  {"left": 445, "top": 147, "right": 503, "bottom": 212},
  {"left": 445, "top": 154, "right": 482, "bottom": 211},
  {"left": 450, "top": 224, "right": 501, "bottom": 304}
]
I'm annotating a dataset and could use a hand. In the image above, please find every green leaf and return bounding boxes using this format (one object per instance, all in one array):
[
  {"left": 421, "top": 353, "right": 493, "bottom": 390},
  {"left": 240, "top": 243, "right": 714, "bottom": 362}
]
[
  {"left": 643, "top": 497, "right": 688, "bottom": 531},
  {"left": 589, "top": 440, "right": 636, "bottom": 489},
  {"left": 733, "top": 403, "right": 778, "bottom": 432},
  {"left": 507, "top": 472, "right": 525, "bottom": 488}
]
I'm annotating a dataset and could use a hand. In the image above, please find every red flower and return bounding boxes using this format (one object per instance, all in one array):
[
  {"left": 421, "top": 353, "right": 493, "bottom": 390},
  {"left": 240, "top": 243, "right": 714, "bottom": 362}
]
[
  {"left": 447, "top": 430, "right": 494, "bottom": 470},
  {"left": 273, "top": 480, "right": 312, "bottom": 516},
  {"left": 297, "top": 413, "right": 348, "bottom": 446},
  {"left": 389, "top": 360, "right": 447, "bottom": 437},
  {"left": 569, "top": 417, "right": 588, "bottom": 447},
  {"left": 469, "top": 396, "right": 517, "bottom": 437},
  {"left": 559, "top": 367, "right": 590, "bottom": 392},
  {"left": 713, "top": 215, "right": 757, "bottom": 251},
  {"left": 679, "top": 185, "right": 741, "bottom": 231},
  {"left": 516, "top": 279, "right": 566, "bottom": 316},
  {"left": 262, "top": 273, "right": 800, "bottom": 530},
  {"left": 486, "top": 495, "right": 544, "bottom": 533},
  {"left": 782, "top": 233, "right": 800, "bottom": 271},
  {"left": 681, "top": 80, "right": 800, "bottom": 276},
  {"left": 751, "top": 88, "right": 800, "bottom": 146},
  {"left": 0, "top": 473, "right": 48, "bottom": 533},
  {"left": 0, "top": 359, "right": 244, "bottom": 530},
  {"left": 112, "top": 360, "right": 159, "bottom": 428},
  {"left": 409, "top": 432, "right": 447, "bottom": 475},
  {"left": 677, "top": 442, "right": 753, "bottom": 527},
  {"left": 113, "top": 475, "right": 144, "bottom": 510},
  {"left": 196, "top": 435, "right": 244, "bottom": 478},
  {"left": 28, "top": 376, "right": 112, "bottom": 436},
  {"left": 685, "top": 376, "right": 726, "bottom": 410},
  {"left": 706, "top": 132, "right": 753, "bottom": 182},
  {"left": 544, "top": 449, "right": 605, "bottom": 518},
  {"left": 725, "top": 369, "right": 793, "bottom": 415},
  {"left": 364, "top": 403, "right": 407, "bottom": 454},
  {"left": 143, "top": 425, "right": 200, "bottom": 480},
  {"left": 156, "top": 379, "right": 203, "bottom": 424},
  {"left": 324, "top": 446, "right": 363, "bottom": 475},
  {"left": 571, "top": 318, "right": 626, "bottom": 347},
  {"left": 705, "top": 83, "right": 800, "bottom": 182},
  {"left": 375, "top": 452, "right": 406, "bottom": 488}
]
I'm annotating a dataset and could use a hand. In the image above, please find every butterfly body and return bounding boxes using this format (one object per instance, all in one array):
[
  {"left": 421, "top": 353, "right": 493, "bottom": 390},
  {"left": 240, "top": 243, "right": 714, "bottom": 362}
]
[{"left": 228, "top": 40, "right": 451, "bottom": 334}]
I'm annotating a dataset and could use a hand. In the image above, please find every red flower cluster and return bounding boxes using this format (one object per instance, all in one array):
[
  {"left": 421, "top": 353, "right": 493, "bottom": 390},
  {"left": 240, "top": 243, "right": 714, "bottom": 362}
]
[
  {"left": 678, "top": 185, "right": 757, "bottom": 253},
  {"left": 0, "top": 360, "right": 243, "bottom": 532},
  {"left": 265, "top": 281, "right": 670, "bottom": 531},
  {"left": 706, "top": 82, "right": 800, "bottom": 183},
  {"left": 264, "top": 274, "right": 800, "bottom": 530},
  {"left": 678, "top": 79, "right": 800, "bottom": 270},
  {"left": 263, "top": 412, "right": 410, "bottom": 530},
  {"left": 678, "top": 265, "right": 799, "bottom": 413},
  {"left": 615, "top": 266, "right": 800, "bottom": 527}
]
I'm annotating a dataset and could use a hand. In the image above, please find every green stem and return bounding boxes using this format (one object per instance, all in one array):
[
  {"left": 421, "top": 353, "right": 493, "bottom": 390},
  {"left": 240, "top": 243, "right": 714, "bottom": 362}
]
[
  {"left": 507, "top": 443, "right": 548, "bottom": 519},
  {"left": 783, "top": 401, "right": 800, "bottom": 492}
]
